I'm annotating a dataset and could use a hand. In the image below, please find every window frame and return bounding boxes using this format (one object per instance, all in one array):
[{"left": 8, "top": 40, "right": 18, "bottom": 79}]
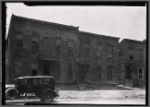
[
  {"left": 97, "top": 66, "right": 101, "bottom": 79},
  {"left": 138, "top": 68, "right": 143, "bottom": 79},
  {"left": 32, "top": 36, "right": 38, "bottom": 51},
  {"left": 16, "top": 34, "right": 23, "bottom": 48},
  {"left": 107, "top": 66, "right": 113, "bottom": 80}
]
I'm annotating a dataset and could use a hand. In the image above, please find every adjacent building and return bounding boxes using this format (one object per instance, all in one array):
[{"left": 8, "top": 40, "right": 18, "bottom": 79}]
[
  {"left": 6, "top": 14, "right": 146, "bottom": 87},
  {"left": 118, "top": 39, "right": 146, "bottom": 87}
]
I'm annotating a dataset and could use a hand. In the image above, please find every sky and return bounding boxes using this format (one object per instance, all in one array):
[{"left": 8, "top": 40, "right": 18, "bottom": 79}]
[{"left": 6, "top": 3, "right": 146, "bottom": 41}]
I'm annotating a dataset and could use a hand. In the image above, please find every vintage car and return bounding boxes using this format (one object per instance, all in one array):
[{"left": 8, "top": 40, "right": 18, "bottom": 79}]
[{"left": 5, "top": 75, "right": 59, "bottom": 102}]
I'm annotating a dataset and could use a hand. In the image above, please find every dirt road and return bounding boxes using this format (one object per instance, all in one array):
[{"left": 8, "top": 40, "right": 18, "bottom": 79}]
[{"left": 6, "top": 89, "right": 146, "bottom": 105}]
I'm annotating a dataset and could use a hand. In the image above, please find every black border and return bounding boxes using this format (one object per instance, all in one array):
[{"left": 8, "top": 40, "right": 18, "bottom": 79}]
[
  {"left": 1, "top": 1, "right": 149, "bottom": 106},
  {"left": 2, "top": 1, "right": 6, "bottom": 105}
]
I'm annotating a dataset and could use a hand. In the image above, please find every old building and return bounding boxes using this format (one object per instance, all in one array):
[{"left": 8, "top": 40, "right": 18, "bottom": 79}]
[
  {"left": 6, "top": 14, "right": 146, "bottom": 87},
  {"left": 6, "top": 14, "right": 79, "bottom": 84},
  {"left": 77, "top": 31, "right": 119, "bottom": 84},
  {"left": 118, "top": 39, "right": 146, "bottom": 87}
]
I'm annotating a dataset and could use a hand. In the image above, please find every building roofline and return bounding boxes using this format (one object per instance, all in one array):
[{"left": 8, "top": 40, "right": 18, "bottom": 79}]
[
  {"left": 12, "top": 14, "right": 79, "bottom": 30},
  {"left": 119, "top": 38, "right": 144, "bottom": 44},
  {"left": 79, "top": 31, "right": 120, "bottom": 40}
]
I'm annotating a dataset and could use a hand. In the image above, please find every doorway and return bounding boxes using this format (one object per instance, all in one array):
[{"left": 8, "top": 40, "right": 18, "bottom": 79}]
[
  {"left": 77, "top": 64, "right": 89, "bottom": 83},
  {"left": 43, "top": 63, "right": 50, "bottom": 75}
]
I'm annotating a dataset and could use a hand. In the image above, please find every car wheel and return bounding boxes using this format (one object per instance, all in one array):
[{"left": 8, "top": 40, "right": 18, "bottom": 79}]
[
  {"left": 5, "top": 88, "right": 18, "bottom": 100},
  {"left": 41, "top": 91, "right": 54, "bottom": 102}
]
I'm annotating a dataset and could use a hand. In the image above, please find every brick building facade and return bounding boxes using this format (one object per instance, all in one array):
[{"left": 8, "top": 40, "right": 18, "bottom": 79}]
[
  {"left": 118, "top": 39, "right": 146, "bottom": 87},
  {"left": 6, "top": 15, "right": 146, "bottom": 87}
]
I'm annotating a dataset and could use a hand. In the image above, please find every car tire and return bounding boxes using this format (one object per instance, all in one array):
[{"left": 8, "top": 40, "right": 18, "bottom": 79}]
[
  {"left": 5, "top": 88, "right": 18, "bottom": 100},
  {"left": 41, "top": 91, "right": 54, "bottom": 102}
]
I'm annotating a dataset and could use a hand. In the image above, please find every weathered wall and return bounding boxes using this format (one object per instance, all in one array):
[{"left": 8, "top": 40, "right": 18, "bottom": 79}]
[
  {"left": 78, "top": 32, "right": 119, "bottom": 84},
  {"left": 119, "top": 40, "right": 146, "bottom": 87},
  {"left": 6, "top": 15, "right": 146, "bottom": 87},
  {"left": 7, "top": 15, "right": 79, "bottom": 84}
]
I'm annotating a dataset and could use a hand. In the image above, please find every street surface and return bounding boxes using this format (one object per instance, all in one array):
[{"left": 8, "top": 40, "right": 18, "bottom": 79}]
[{"left": 6, "top": 89, "right": 146, "bottom": 105}]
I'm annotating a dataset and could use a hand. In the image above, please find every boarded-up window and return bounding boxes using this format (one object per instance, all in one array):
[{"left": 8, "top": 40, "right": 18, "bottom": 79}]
[
  {"left": 16, "top": 34, "right": 23, "bottom": 47},
  {"left": 32, "top": 36, "right": 38, "bottom": 51},
  {"left": 107, "top": 66, "right": 113, "bottom": 80},
  {"left": 16, "top": 61, "right": 23, "bottom": 76}
]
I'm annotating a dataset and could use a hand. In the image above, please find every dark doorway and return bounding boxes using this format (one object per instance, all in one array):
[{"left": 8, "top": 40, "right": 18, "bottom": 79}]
[
  {"left": 40, "top": 60, "right": 60, "bottom": 79},
  {"left": 97, "top": 66, "right": 101, "bottom": 79},
  {"left": 125, "top": 65, "right": 132, "bottom": 79},
  {"left": 78, "top": 64, "right": 89, "bottom": 83},
  {"left": 43, "top": 63, "right": 50, "bottom": 75}
]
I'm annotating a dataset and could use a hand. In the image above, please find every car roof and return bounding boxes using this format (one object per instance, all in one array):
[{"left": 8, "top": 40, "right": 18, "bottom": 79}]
[{"left": 16, "top": 75, "right": 54, "bottom": 80}]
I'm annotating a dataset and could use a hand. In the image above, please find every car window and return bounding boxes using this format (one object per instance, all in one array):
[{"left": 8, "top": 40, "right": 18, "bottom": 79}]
[
  {"left": 20, "top": 79, "right": 28, "bottom": 85},
  {"left": 43, "top": 78, "right": 51, "bottom": 85},
  {"left": 39, "top": 78, "right": 43, "bottom": 85},
  {"left": 32, "top": 78, "right": 38, "bottom": 85}
]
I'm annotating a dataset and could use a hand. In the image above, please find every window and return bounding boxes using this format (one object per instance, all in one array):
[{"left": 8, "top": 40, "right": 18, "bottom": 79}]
[
  {"left": 20, "top": 79, "right": 28, "bottom": 85},
  {"left": 137, "top": 49, "right": 143, "bottom": 60},
  {"left": 55, "top": 40, "right": 61, "bottom": 56},
  {"left": 108, "top": 46, "right": 113, "bottom": 59},
  {"left": 96, "top": 46, "right": 102, "bottom": 57},
  {"left": 16, "top": 34, "right": 23, "bottom": 48},
  {"left": 107, "top": 66, "right": 113, "bottom": 80},
  {"left": 32, "top": 79, "right": 38, "bottom": 85},
  {"left": 118, "top": 50, "right": 123, "bottom": 57},
  {"left": 16, "top": 61, "right": 23, "bottom": 76},
  {"left": 138, "top": 68, "right": 143, "bottom": 79},
  {"left": 84, "top": 47, "right": 90, "bottom": 57},
  {"left": 128, "top": 48, "right": 134, "bottom": 60},
  {"left": 68, "top": 41, "right": 73, "bottom": 57},
  {"left": 43, "top": 78, "right": 52, "bottom": 85},
  {"left": 32, "top": 62, "right": 38, "bottom": 75},
  {"left": 39, "top": 79, "right": 43, "bottom": 85},
  {"left": 32, "top": 36, "right": 38, "bottom": 51},
  {"left": 97, "top": 66, "right": 101, "bottom": 79}
]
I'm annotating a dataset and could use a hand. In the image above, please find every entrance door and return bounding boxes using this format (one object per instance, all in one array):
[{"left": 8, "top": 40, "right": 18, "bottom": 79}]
[
  {"left": 78, "top": 64, "right": 89, "bottom": 83},
  {"left": 43, "top": 63, "right": 50, "bottom": 75},
  {"left": 125, "top": 65, "right": 132, "bottom": 79}
]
